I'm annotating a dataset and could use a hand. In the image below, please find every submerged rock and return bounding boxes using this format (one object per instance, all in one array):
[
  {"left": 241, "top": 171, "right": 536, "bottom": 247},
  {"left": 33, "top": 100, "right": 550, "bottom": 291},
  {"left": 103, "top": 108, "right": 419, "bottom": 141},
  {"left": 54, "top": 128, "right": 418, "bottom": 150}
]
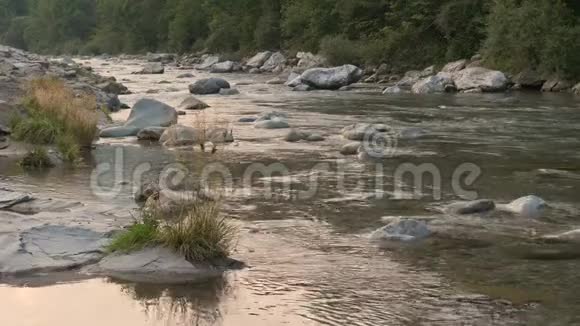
[
  {"left": 0, "top": 225, "right": 109, "bottom": 275},
  {"left": 340, "top": 142, "right": 362, "bottom": 155},
  {"left": 453, "top": 67, "right": 509, "bottom": 92},
  {"left": 219, "top": 88, "right": 240, "bottom": 96},
  {"left": 371, "top": 219, "right": 432, "bottom": 242},
  {"left": 446, "top": 199, "right": 496, "bottom": 215},
  {"left": 0, "top": 189, "right": 34, "bottom": 209},
  {"left": 341, "top": 123, "right": 389, "bottom": 141},
  {"left": 255, "top": 119, "right": 290, "bottom": 129},
  {"left": 541, "top": 229, "right": 580, "bottom": 244},
  {"left": 177, "top": 96, "right": 210, "bottom": 111},
  {"left": 189, "top": 78, "right": 230, "bottom": 95},
  {"left": 86, "top": 247, "right": 244, "bottom": 283},
  {"left": 500, "top": 195, "right": 547, "bottom": 219},
  {"left": 100, "top": 98, "right": 178, "bottom": 138},
  {"left": 300, "top": 65, "right": 363, "bottom": 90}
]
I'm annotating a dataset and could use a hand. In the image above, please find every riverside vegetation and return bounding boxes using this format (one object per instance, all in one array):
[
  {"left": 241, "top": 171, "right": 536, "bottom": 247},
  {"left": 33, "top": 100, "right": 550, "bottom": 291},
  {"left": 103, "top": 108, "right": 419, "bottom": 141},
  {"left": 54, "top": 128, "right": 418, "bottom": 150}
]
[{"left": 0, "top": 0, "right": 579, "bottom": 79}]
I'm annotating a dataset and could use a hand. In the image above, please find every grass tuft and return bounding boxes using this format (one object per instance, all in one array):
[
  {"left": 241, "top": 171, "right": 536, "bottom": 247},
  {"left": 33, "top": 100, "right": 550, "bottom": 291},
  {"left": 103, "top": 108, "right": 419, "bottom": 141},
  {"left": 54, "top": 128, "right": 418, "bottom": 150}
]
[
  {"left": 107, "top": 218, "right": 159, "bottom": 253},
  {"left": 19, "top": 147, "right": 54, "bottom": 168}
]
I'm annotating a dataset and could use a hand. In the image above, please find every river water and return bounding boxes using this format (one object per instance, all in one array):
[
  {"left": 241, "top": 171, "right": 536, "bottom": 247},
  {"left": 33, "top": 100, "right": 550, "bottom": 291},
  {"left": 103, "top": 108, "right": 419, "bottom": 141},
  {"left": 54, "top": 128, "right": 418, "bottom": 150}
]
[{"left": 0, "top": 58, "right": 579, "bottom": 325}]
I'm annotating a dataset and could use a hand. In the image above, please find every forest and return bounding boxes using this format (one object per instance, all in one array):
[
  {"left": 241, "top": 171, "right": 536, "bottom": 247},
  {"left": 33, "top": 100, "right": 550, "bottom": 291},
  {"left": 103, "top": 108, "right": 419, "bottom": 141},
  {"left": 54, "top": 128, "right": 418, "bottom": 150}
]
[{"left": 1, "top": 0, "right": 579, "bottom": 78}]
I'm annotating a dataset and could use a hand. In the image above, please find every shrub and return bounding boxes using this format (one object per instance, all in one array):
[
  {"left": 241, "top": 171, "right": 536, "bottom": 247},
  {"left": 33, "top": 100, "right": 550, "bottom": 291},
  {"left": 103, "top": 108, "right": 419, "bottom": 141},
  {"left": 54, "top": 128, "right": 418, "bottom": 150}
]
[
  {"left": 11, "top": 78, "right": 98, "bottom": 162},
  {"left": 19, "top": 147, "right": 54, "bottom": 169},
  {"left": 319, "top": 35, "right": 363, "bottom": 66}
]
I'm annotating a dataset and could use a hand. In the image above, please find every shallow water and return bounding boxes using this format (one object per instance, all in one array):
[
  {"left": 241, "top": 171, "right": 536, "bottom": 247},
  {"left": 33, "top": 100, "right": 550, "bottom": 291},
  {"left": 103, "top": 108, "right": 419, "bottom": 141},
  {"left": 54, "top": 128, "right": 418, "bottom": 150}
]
[{"left": 0, "top": 58, "right": 579, "bottom": 325}]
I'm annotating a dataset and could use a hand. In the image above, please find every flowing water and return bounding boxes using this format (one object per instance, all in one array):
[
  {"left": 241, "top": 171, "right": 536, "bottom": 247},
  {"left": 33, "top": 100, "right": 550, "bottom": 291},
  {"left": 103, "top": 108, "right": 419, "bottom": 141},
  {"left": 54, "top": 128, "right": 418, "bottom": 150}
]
[{"left": 0, "top": 58, "right": 579, "bottom": 325}]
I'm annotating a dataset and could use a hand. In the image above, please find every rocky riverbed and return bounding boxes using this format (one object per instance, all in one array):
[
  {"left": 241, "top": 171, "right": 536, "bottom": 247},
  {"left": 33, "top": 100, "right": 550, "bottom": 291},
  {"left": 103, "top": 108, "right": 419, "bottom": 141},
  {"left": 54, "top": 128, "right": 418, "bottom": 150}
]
[{"left": 1, "top": 49, "right": 580, "bottom": 325}]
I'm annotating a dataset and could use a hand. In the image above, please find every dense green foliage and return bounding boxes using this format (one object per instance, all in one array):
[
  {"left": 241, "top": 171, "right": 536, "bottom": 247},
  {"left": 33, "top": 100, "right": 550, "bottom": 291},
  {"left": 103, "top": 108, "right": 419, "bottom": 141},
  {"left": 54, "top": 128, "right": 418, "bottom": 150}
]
[{"left": 1, "top": 0, "right": 579, "bottom": 77}]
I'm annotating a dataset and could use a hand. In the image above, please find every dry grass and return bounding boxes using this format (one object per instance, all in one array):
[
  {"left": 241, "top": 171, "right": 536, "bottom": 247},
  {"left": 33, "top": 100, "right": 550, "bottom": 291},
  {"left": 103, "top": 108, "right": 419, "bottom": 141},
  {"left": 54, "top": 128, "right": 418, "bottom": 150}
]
[
  {"left": 190, "top": 110, "right": 232, "bottom": 152},
  {"left": 12, "top": 78, "right": 99, "bottom": 161}
]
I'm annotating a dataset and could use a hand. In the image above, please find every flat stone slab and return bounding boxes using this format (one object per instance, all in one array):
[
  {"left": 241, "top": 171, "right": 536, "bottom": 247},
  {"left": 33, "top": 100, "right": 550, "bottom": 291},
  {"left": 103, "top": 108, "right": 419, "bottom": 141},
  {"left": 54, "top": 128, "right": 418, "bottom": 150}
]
[
  {"left": 0, "top": 189, "right": 34, "bottom": 209},
  {"left": 86, "top": 247, "right": 244, "bottom": 283},
  {"left": 0, "top": 225, "right": 110, "bottom": 275}
]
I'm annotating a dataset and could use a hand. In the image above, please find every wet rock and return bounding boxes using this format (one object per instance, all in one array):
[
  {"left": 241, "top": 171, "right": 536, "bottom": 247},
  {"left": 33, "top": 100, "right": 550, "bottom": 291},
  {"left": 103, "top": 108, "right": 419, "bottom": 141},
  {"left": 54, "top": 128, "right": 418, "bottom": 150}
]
[
  {"left": 446, "top": 199, "right": 496, "bottom": 215},
  {"left": 256, "top": 111, "right": 288, "bottom": 122},
  {"left": 137, "top": 127, "right": 167, "bottom": 141},
  {"left": 266, "top": 76, "right": 286, "bottom": 85},
  {"left": 512, "top": 69, "right": 546, "bottom": 89},
  {"left": 246, "top": 51, "right": 272, "bottom": 68},
  {"left": 541, "top": 229, "right": 580, "bottom": 244},
  {"left": 285, "top": 72, "right": 302, "bottom": 87},
  {"left": 292, "top": 84, "right": 313, "bottom": 92},
  {"left": 412, "top": 73, "right": 456, "bottom": 94},
  {"left": 0, "top": 189, "right": 34, "bottom": 209},
  {"left": 338, "top": 86, "right": 353, "bottom": 91},
  {"left": 238, "top": 117, "right": 257, "bottom": 123},
  {"left": 0, "top": 137, "right": 8, "bottom": 150},
  {"left": 255, "top": 119, "right": 290, "bottom": 129},
  {"left": 178, "top": 96, "right": 210, "bottom": 111},
  {"left": 371, "top": 219, "right": 432, "bottom": 242},
  {"left": 500, "top": 195, "right": 547, "bottom": 219},
  {"left": 219, "top": 88, "right": 240, "bottom": 96},
  {"left": 382, "top": 86, "right": 403, "bottom": 94},
  {"left": 159, "top": 125, "right": 200, "bottom": 147},
  {"left": 100, "top": 98, "right": 178, "bottom": 138},
  {"left": 284, "top": 129, "right": 308, "bottom": 142},
  {"left": 0, "top": 225, "right": 109, "bottom": 275},
  {"left": 189, "top": 78, "right": 230, "bottom": 95},
  {"left": 441, "top": 59, "right": 467, "bottom": 73},
  {"left": 541, "top": 78, "right": 573, "bottom": 92},
  {"left": 300, "top": 65, "right": 363, "bottom": 90},
  {"left": 296, "top": 52, "right": 327, "bottom": 70},
  {"left": 7, "top": 198, "right": 82, "bottom": 215},
  {"left": 138, "top": 62, "right": 164, "bottom": 74},
  {"left": 195, "top": 55, "right": 220, "bottom": 70},
  {"left": 98, "top": 80, "right": 130, "bottom": 95},
  {"left": 260, "top": 52, "right": 286, "bottom": 72},
  {"left": 306, "top": 133, "right": 325, "bottom": 142},
  {"left": 340, "top": 142, "right": 361, "bottom": 155},
  {"left": 177, "top": 73, "right": 194, "bottom": 79},
  {"left": 341, "top": 123, "right": 389, "bottom": 141},
  {"left": 573, "top": 82, "right": 580, "bottom": 95},
  {"left": 86, "top": 246, "right": 244, "bottom": 283},
  {"left": 210, "top": 61, "right": 238, "bottom": 73},
  {"left": 453, "top": 67, "right": 509, "bottom": 92}
]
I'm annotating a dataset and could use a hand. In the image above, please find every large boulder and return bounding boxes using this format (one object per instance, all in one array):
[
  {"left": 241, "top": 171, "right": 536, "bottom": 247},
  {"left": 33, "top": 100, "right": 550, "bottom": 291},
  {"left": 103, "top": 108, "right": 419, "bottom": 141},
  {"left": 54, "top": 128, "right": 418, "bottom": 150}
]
[
  {"left": 0, "top": 225, "right": 109, "bottom": 275},
  {"left": 189, "top": 78, "right": 230, "bottom": 95},
  {"left": 260, "top": 52, "right": 286, "bottom": 72},
  {"left": 452, "top": 67, "right": 509, "bottom": 92},
  {"left": 246, "top": 51, "right": 272, "bottom": 68},
  {"left": 513, "top": 69, "right": 546, "bottom": 89},
  {"left": 371, "top": 219, "right": 432, "bottom": 242},
  {"left": 100, "top": 99, "right": 178, "bottom": 138},
  {"left": 300, "top": 65, "right": 363, "bottom": 90},
  {"left": 196, "top": 55, "right": 220, "bottom": 70},
  {"left": 541, "top": 78, "right": 573, "bottom": 92},
  {"left": 411, "top": 73, "right": 456, "bottom": 94},
  {"left": 210, "top": 61, "right": 240, "bottom": 73},
  {"left": 86, "top": 246, "right": 243, "bottom": 283},
  {"left": 177, "top": 96, "right": 209, "bottom": 111},
  {"left": 441, "top": 59, "right": 467, "bottom": 73},
  {"left": 138, "top": 62, "right": 164, "bottom": 74}
]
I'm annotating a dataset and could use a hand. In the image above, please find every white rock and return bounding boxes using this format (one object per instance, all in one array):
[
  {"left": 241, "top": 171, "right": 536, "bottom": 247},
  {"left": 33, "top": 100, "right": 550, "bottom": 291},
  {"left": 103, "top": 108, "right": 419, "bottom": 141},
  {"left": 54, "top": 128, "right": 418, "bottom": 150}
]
[
  {"left": 501, "top": 195, "right": 547, "bottom": 218},
  {"left": 452, "top": 67, "right": 509, "bottom": 92},
  {"left": 371, "top": 219, "right": 432, "bottom": 242}
]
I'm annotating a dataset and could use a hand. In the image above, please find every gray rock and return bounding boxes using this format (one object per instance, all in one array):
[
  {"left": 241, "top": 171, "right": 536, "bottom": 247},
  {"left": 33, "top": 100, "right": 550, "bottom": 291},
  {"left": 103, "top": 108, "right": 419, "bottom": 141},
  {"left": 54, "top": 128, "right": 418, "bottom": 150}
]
[
  {"left": 196, "top": 55, "right": 220, "bottom": 70},
  {"left": 160, "top": 124, "right": 200, "bottom": 147},
  {"left": 177, "top": 72, "right": 194, "bottom": 78},
  {"left": 396, "top": 70, "right": 422, "bottom": 87},
  {"left": 246, "top": 51, "right": 272, "bottom": 68},
  {"left": 146, "top": 53, "right": 175, "bottom": 63},
  {"left": 292, "top": 84, "right": 313, "bottom": 92},
  {"left": 256, "top": 111, "right": 288, "bottom": 122},
  {"left": 285, "top": 73, "right": 302, "bottom": 87},
  {"left": 86, "top": 246, "right": 243, "bottom": 283},
  {"left": 441, "top": 59, "right": 467, "bottom": 73},
  {"left": 238, "top": 117, "right": 257, "bottom": 123},
  {"left": 98, "top": 80, "right": 130, "bottom": 95},
  {"left": 296, "top": 52, "right": 327, "bottom": 69},
  {"left": 541, "top": 229, "right": 580, "bottom": 244},
  {"left": 306, "top": 133, "right": 325, "bottom": 142},
  {"left": 452, "top": 67, "right": 509, "bottom": 92},
  {"left": 341, "top": 123, "right": 389, "bottom": 141},
  {"left": 541, "top": 78, "right": 573, "bottom": 92},
  {"left": 7, "top": 198, "right": 82, "bottom": 215},
  {"left": 382, "top": 86, "right": 403, "bottom": 94},
  {"left": 189, "top": 78, "right": 230, "bottom": 95},
  {"left": 210, "top": 61, "right": 237, "bottom": 73},
  {"left": 248, "top": 68, "right": 261, "bottom": 74},
  {"left": 260, "top": 52, "right": 286, "bottom": 72},
  {"left": 138, "top": 62, "right": 164, "bottom": 74},
  {"left": 340, "top": 142, "right": 362, "bottom": 155},
  {"left": 0, "top": 123, "right": 11, "bottom": 135},
  {"left": 499, "top": 195, "right": 547, "bottom": 219},
  {"left": 219, "top": 88, "right": 239, "bottom": 96},
  {"left": 573, "top": 82, "right": 580, "bottom": 95},
  {"left": 266, "top": 77, "right": 286, "bottom": 85},
  {"left": 178, "top": 96, "right": 209, "bottom": 110},
  {"left": 371, "top": 219, "right": 432, "bottom": 242},
  {"left": 137, "top": 127, "right": 167, "bottom": 141},
  {"left": 446, "top": 199, "right": 496, "bottom": 215},
  {"left": 254, "top": 119, "right": 290, "bottom": 129},
  {"left": 338, "top": 86, "right": 353, "bottom": 91},
  {"left": 420, "top": 65, "right": 436, "bottom": 77},
  {"left": 100, "top": 99, "right": 178, "bottom": 138},
  {"left": 0, "top": 225, "right": 109, "bottom": 275},
  {"left": 0, "top": 189, "right": 34, "bottom": 209},
  {"left": 412, "top": 73, "right": 456, "bottom": 94},
  {"left": 284, "top": 129, "right": 308, "bottom": 142},
  {"left": 300, "top": 65, "right": 363, "bottom": 90},
  {"left": 513, "top": 69, "right": 546, "bottom": 89}
]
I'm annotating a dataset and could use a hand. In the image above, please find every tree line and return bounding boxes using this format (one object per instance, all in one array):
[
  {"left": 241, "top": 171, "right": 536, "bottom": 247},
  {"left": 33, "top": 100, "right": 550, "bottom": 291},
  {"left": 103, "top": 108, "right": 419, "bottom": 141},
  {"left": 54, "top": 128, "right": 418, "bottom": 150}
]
[{"left": 1, "top": 0, "right": 579, "bottom": 78}]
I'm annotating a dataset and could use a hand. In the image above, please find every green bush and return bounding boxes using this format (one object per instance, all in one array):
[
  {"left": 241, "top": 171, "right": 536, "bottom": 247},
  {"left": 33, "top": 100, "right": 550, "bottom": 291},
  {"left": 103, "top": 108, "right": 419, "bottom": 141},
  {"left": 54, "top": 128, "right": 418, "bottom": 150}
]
[
  {"left": 319, "top": 35, "right": 363, "bottom": 66},
  {"left": 19, "top": 147, "right": 54, "bottom": 169}
]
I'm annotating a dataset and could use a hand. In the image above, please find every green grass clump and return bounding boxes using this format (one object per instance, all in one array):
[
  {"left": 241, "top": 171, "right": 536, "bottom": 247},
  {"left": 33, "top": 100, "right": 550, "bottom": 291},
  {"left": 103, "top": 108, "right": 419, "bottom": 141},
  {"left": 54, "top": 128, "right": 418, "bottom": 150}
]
[
  {"left": 11, "top": 78, "right": 98, "bottom": 162},
  {"left": 107, "top": 200, "right": 237, "bottom": 262},
  {"left": 19, "top": 147, "right": 54, "bottom": 169}
]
